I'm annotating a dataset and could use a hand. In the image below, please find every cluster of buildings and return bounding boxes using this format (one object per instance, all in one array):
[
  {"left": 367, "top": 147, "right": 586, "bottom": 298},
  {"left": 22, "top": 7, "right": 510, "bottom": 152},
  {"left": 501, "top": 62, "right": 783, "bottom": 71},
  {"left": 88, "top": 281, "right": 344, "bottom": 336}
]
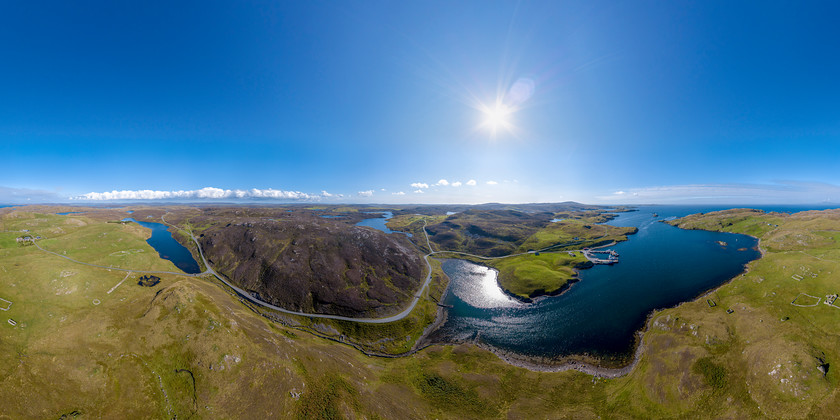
[{"left": 15, "top": 235, "right": 42, "bottom": 244}]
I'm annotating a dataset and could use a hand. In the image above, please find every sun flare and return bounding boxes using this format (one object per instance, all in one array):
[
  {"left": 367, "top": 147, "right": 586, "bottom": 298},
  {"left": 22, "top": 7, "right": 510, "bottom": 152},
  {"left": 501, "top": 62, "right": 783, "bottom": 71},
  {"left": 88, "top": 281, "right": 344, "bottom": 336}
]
[{"left": 481, "top": 102, "right": 512, "bottom": 134}]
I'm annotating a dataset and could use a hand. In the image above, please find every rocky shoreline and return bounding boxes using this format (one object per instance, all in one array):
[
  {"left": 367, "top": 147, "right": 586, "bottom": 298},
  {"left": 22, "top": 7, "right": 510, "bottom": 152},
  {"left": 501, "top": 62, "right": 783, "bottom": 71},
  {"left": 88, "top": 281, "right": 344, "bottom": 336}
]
[
  {"left": 474, "top": 337, "right": 645, "bottom": 378},
  {"left": 493, "top": 266, "right": 583, "bottom": 304},
  {"left": 414, "top": 260, "right": 643, "bottom": 377},
  {"left": 246, "top": 212, "right": 765, "bottom": 380},
  {"left": 414, "top": 233, "right": 765, "bottom": 378}
]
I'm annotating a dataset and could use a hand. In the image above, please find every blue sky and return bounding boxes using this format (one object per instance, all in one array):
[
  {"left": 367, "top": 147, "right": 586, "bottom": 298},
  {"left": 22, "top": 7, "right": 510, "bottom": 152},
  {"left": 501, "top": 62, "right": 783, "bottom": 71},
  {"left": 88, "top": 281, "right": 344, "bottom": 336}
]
[{"left": 2, "top": 1, "right": 839, "bottom": 204}]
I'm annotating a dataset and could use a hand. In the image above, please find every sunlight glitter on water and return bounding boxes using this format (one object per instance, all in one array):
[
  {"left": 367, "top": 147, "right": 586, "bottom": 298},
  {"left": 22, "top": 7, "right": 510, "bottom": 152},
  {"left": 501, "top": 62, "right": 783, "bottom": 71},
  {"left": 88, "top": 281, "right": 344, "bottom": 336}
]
[
  {"left": 450, "top": 264, "right": 522, "bottom": 309},
  {"left": 437, "top": 205, "right": 766, "bottom": 360}
]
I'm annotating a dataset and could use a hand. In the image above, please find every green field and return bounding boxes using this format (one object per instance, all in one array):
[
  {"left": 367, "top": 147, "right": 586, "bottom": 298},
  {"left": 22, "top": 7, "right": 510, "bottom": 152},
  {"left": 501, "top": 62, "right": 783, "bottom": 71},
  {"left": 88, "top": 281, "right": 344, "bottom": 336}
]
[
  {"left": 488, "top": 252, "right": 586, "bottom": 299},
  {"left": 517, "top": 217, "right": 636, "bottom": 252},
  {"left": 2, "top": 206, "right": 840, "bottom": 418}
]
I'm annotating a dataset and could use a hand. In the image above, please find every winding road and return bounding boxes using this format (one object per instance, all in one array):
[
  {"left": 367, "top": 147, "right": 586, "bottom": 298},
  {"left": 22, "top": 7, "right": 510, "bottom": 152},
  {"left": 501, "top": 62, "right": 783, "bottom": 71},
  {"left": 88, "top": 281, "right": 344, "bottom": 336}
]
[
  {"left": 33, "top": 217, "right": 436, "bottom": 323},
  {"left": 161, "top": 216, "right": 436, "bottom": 324},
  {"left": 31, "top": 240, "right": 206, "bottom": 278},
  {"left": 33, "top": 215, "right": 611, "bottom": 324}
]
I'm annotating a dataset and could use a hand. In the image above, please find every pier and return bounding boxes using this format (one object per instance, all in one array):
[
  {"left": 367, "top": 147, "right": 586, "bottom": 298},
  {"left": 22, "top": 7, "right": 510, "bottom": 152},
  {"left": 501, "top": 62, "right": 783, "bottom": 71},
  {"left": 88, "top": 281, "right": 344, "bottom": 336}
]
[{"left": 582, "top": 248, "right": 619, "bottom": 265}]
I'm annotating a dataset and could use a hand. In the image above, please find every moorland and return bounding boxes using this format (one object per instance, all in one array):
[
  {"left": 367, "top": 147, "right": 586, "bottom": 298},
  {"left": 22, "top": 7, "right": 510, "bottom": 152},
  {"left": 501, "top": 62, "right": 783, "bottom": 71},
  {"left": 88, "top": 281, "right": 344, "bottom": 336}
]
[{"left": 0, "top": 204, "right": 838, "bottom": 418}]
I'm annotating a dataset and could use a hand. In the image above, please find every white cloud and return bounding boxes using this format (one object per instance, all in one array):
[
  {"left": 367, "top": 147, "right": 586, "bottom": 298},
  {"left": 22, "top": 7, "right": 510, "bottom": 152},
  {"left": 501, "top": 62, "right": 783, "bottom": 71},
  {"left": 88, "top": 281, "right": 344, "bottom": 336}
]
[
  {"left": 380, "top": 188, "right": 386, "bottom": 191},
  {"left": 392, "top": 191, "right": 406, "bottom": 196},
  {"left": 466, "top": 179, "right": 477, "bottom": 186},
  {"left": 613, "top": 191, "right": 626, "bottom": 195},
  {"left": 486, "top": 180, "right": 498, "bottom": 185},
  {"left": 321, "top": 190, "right": 345, "bottom": 198},
  {"left": 413, "top": 189, "right": 424, "bottom": 194},
  {"left": 451, "top": 181, "right": 463, "bottom": 187},
  {"left": 357, "top": 190, "right": 373, "bottom": 197},
  {"left": 436, "top": 179, "right": 449, "bottom": 186},
  {"left": 74, "top": 187, "right": 327, "bottom": 201},
  {"left": 411, "top": 182, "right": 429, "bottom": 189}
]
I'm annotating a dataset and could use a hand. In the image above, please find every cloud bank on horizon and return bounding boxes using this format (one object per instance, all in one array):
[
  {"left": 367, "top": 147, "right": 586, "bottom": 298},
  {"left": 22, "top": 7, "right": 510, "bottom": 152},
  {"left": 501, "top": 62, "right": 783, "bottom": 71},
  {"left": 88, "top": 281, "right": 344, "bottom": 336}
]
[
  {"left": 74, "top": 187, "right": 325, "bottom": 201},
  {"left": 2, "top": 180, "right": 837, "bottom": 205},
  {"left": 71, "top": 180, "right": 499, "bottom": 202}
]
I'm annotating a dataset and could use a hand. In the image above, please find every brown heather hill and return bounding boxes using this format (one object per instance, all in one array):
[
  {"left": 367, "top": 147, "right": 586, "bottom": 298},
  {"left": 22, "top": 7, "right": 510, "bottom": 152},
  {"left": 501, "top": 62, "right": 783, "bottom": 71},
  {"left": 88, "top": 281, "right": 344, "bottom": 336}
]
[
  {"left": 422, "top": 208, "right": 628, "bottom": 257},
  {"left": 424, "top": 209, "right": 551, "bottom": 257},
  {"left": 193, "top": 215, "right": 425, "bottom": 318}
]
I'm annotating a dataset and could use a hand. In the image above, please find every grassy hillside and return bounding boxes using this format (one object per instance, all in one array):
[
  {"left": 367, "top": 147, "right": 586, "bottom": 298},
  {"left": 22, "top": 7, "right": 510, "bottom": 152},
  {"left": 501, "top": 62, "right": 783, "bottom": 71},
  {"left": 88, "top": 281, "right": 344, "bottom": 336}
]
[
  {"left": 2, "top": 206, "right": 840, "bottom": 418},
  {"left": 656, "top": 208, "right": 840, "bottom": 418},
  {"left": 490, "top": 252, "right": 589, "bottom": 299}
]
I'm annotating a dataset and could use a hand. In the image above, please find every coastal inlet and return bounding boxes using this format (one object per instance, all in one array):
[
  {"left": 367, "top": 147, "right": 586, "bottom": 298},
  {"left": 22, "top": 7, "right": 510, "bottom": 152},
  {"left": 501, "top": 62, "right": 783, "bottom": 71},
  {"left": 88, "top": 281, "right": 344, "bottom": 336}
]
[{"left": 428, "top": 206, "right": 760, "bottom": 366}]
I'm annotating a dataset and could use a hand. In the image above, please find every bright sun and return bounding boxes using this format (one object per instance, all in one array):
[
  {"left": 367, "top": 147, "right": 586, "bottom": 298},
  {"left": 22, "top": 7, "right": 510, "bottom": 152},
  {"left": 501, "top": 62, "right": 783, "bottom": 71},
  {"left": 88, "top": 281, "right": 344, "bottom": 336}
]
[{"left": 482, "top": 103, "right": 512, "bottom": 134}]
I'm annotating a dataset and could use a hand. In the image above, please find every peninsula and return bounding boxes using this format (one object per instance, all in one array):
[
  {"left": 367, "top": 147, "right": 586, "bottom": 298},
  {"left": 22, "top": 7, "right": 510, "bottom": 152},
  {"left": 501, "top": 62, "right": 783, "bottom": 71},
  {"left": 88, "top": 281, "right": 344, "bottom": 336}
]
[{"left": 1, "top": 204, "right": 838, "bottom": 419}]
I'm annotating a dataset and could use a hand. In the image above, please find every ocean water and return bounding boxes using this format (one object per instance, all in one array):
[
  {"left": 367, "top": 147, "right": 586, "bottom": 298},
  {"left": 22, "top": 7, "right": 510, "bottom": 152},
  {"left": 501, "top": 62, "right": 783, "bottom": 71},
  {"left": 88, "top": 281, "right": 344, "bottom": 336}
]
[{"left": 430, "top": 205, "right": 796, "bottom": 363}]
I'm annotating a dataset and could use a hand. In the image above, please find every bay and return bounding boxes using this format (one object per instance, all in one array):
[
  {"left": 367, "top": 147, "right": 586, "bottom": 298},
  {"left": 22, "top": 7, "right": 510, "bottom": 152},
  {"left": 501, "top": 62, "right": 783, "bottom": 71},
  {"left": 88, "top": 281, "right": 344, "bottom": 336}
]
[{"left": 430, "top": 205, "right": 784, "bottom": 363}]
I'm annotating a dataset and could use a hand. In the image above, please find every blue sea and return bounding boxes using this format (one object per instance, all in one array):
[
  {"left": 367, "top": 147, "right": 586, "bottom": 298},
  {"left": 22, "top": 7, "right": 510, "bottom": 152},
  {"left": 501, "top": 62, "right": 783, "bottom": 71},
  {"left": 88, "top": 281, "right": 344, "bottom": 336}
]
[{"left": 430, "top": 204, "right": 837, "bottom": 364}]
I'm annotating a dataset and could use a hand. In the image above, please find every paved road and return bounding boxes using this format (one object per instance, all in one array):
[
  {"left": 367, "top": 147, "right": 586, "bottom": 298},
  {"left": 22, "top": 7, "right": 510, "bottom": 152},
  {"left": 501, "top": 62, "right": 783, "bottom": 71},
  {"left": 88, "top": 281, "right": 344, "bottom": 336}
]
[
  {"left": 31, "top": 240, "right": 204, "bottom": 277},
  {"left": 163, "top": 215, "right": 437, "bottom": 324},
  {"left": 32, "top": 216, "right": 437, "bottom": 323},
  {"left": 34, "top": 215, "right": 613, "bottom": 324}
]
